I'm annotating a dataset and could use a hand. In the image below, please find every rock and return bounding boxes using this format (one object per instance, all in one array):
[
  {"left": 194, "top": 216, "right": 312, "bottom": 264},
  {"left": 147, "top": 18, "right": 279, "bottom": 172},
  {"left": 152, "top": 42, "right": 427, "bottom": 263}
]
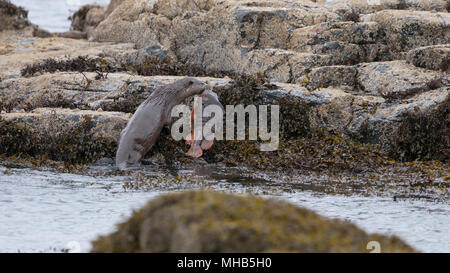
[
  {"left": 362, "top": 10, "right": 450, "bottom": 56},
  {"left": 104, "top": 0, "right": 125, "bottom": 17},
  {"left": 389, "top": 94, "right": 449, "bottom": 161},
  {"left": 90, "top": 0, "right": 340, "bottom": 81},
  {"left": 91, "top": 191, "right": 416, "bottom": 253},
  {"left": 356, "top": 60, "right": 447, "bottom": 99},
  {"left": 289, "top": 21, "right": 391, "bottom": 64},
  {"left": 0, "top": 72, "right": 231, "bottom": 113},
  {"left": 306, "top": 65, "right": 358, "bottom": 90},
  {"left": 90, "top": 0, "right": 167, "bottom": 46},
  {"left": 88, "top": 0, "right": 449, "bottom": 83},
  {"left": 63, "top": 0, "right": 125, "bottom": 39},
  {"left": 327, "top": 0, "right": 449, "bottom": 14},
  {"left": 356, "top": 87, "right": 449, "bottom": 151},
  {"left": 0, "top": 36, "right": 134, "bottom": 78},
  {"left": 0, "top": 1, "right": 53, "bottom": 38},
  {"left": 56, "top": 30, "right": 88, "bottom": 40},
  {"left": 407, "top": 44, "right": 450, "bottom": 71},
  {"left": 32, "top": 27, "right": 53, "bottom": 38},
  {"left": 69, "top": 4, "right": 107, "bottom": 38},
  {"left": 0, "top": 108, "right": 129, "bottom": 142},
  {"left": 0, "top": 0, "right": 30, "bottom": 32}
]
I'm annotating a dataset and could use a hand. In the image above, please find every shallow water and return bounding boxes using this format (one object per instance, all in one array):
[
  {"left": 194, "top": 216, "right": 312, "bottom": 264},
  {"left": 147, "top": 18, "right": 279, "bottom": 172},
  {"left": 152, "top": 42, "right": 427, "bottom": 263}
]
[
  {"left": 10, "top": 0, "right": 111, "bottom": 33},
  {"left": 0, "top": 165, "right": 449, "bottom": 253}
]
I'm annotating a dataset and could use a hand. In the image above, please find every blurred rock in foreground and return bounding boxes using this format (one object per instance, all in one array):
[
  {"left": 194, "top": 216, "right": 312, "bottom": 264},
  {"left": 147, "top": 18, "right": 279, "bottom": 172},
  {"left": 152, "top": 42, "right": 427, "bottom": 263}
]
[{"left": 91, "top": 191, "right": 416, "bottom": 253}]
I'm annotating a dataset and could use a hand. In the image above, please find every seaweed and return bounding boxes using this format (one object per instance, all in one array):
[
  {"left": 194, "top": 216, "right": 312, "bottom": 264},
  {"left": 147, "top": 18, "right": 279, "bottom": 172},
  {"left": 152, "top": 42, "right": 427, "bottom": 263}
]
[
  {"left": 390, "top": 95, "right": 450, "bottom": 162},
  {"left": 0, "top": 116, "right": 116, "bottom": 165}
]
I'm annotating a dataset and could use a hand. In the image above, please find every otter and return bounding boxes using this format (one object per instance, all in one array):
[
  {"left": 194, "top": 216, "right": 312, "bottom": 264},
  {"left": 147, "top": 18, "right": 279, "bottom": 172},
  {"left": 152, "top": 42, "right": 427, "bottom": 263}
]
[{"left": 116, "top": 77, "right": 208, "bottom": 170}]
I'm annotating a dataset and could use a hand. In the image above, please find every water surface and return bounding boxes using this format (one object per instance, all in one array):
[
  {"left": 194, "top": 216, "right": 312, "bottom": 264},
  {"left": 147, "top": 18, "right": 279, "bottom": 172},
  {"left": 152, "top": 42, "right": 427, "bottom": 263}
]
[{"left": 0, "top": 165, "right": 448, "bottom": 253}]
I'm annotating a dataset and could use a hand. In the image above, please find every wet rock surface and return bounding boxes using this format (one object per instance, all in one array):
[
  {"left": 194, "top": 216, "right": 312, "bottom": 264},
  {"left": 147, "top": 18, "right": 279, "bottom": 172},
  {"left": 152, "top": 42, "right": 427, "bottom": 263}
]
[{"left": 90, "top": 191, "right": 416, "bottom": 253}]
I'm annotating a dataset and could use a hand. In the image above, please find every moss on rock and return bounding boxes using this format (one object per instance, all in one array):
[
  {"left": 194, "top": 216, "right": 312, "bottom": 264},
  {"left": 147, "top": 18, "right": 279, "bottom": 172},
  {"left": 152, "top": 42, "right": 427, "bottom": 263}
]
[{"left": 91, "top": 191, "right": 415, "bottom": 253}]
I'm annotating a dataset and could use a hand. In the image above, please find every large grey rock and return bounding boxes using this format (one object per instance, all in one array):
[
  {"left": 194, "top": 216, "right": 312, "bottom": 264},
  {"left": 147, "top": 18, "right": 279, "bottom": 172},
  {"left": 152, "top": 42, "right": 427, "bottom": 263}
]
[{"left": 90, "top": 0, "right": 340, "bottom": 81}]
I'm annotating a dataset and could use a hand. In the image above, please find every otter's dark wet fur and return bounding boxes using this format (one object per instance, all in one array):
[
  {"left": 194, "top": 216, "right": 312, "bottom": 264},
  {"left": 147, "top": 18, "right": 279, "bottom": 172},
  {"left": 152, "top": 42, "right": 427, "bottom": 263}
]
[{"left": 115, "top": 77, "right": 208, "bottom": 170}]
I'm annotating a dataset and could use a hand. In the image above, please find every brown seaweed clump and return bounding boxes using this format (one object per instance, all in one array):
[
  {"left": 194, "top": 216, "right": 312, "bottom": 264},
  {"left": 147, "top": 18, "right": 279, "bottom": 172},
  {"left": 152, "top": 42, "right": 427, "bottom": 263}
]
[
  {"left": 390, "top": 95, "right": 449, "bottom": 163},
  {"left": 91, "top": 191, "right": 416, "bottom": 253}
]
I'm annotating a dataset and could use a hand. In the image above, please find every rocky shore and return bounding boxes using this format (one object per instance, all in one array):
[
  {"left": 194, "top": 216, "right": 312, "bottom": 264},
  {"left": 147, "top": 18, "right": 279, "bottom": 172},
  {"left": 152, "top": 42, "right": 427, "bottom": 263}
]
[{"left": 0, "top": 0, "right": 448, "bottom": 182}]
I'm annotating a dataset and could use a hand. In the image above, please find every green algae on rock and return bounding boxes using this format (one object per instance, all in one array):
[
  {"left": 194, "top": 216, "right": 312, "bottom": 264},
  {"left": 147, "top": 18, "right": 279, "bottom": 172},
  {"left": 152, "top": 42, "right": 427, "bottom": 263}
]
[{"left": 91, "top": 191, "right": 416, "bottom": 253}]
